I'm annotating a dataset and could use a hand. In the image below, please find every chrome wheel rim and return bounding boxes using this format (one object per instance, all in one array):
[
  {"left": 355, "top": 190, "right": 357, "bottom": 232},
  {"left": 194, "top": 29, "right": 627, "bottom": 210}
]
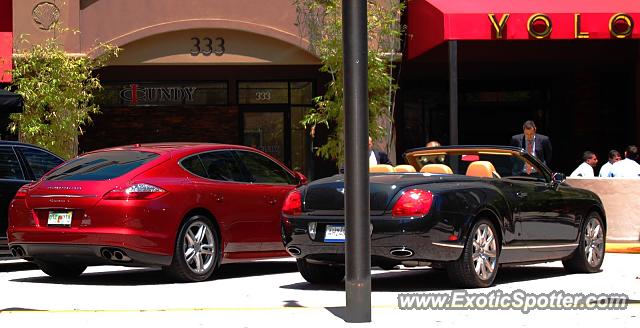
[
  {"left": 584, "top": 217, "right": 604, "bottom": 267},
  {"left": 472, "top": 223, "right": 498, "bottom": 280},
  {"left": 183, "top": 220, "right": 215, "bottom": 274}
]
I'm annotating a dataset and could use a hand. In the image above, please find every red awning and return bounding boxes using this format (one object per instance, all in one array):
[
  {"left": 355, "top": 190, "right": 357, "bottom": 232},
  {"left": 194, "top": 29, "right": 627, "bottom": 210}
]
[
  {"left": 407, "top": 0, "right": 640, "bottom": 59},
  {"left": 1, "top": 0, "right": 13, "bottom": 83}
]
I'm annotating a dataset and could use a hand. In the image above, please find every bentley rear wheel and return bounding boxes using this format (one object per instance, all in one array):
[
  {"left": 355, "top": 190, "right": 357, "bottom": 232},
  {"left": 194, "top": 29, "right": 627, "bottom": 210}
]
[
  {"left": 297, "top": 258, "right": 344, "bottom": 283},
  {"left": 563, "top": 212, "right": 605, "bottom": 273},
  {"left": 447, "top": 219, "right": 500, "bottom": 288}
]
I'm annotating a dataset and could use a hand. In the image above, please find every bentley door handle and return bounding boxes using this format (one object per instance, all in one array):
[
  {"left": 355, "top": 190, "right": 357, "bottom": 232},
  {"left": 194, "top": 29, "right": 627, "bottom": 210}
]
[{"left": 516, "top": 192, "right": 528, "bottom": 199}]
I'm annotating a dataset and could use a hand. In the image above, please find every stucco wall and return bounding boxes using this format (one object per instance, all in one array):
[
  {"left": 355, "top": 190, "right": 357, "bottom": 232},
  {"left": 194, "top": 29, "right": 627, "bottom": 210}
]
[
  {"left": 566, "top": 178, "right": 640, "bottom": 242},
  {"left": 13, "top": 0, "right": 318, "bottom": 63}
]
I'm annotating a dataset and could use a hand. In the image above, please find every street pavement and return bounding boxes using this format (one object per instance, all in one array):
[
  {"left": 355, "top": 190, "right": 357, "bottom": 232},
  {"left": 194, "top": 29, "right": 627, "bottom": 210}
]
[{"left": 0, "top": 253, "right": 638, "bottom": 327}]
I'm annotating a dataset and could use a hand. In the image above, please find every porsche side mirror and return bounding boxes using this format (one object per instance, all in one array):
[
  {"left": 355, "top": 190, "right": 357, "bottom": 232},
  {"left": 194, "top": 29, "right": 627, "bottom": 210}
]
[{"left": 294, "top": 171, "right": 308, "bottom": 185}]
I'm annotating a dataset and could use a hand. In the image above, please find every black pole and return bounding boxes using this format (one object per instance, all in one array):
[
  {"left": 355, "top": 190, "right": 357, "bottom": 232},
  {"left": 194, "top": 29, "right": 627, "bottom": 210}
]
[
  {"left": 449, "top": 40, "right": 459, "bottom": 146},
  {"left": 343, "top": 0, "right": 371, "bottom": 323}
]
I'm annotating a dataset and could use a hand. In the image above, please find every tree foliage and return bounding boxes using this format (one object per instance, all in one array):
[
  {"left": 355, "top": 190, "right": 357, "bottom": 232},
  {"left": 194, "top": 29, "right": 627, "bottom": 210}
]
[
  {"left": 7, "top": 30, "right": 119, "bottom": 159},
  {"left": 295, "top": 0, "right": 404, "bottom": 165}
]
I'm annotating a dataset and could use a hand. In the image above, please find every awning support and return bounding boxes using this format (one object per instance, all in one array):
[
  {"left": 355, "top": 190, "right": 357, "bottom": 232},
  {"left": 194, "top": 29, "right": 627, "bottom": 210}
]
[{"left": 449, "top": 40, "right": 459, "bottom": 146}]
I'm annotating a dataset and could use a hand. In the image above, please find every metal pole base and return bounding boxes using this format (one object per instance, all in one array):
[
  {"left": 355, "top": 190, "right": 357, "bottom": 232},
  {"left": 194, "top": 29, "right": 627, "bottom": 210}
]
[{"left": 345, "top": 279, "right": 372, "bottom": 322}]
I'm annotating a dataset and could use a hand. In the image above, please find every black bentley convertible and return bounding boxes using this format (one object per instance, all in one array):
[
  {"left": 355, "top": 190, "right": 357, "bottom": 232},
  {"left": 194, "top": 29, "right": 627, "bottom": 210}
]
[{"left": 281, "top": 146, "right": 606, "bottom": 288}]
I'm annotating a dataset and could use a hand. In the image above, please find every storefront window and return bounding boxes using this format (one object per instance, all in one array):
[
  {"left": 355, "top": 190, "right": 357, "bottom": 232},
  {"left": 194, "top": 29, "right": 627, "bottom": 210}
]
[
  {"left": 290, "top": 82, "right": 313, "bottom": 105},
  {"left": 99, "top": 82, "right": 228, "bottom": 107},
  {"left": 238, "top": 82, "right": 289, "bottom": 104}
]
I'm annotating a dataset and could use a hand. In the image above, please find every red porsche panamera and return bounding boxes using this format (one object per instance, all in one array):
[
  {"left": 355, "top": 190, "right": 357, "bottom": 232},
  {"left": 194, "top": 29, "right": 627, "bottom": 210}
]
[{"left": 8, "top": 143, "right": 306, "bottom": 282}]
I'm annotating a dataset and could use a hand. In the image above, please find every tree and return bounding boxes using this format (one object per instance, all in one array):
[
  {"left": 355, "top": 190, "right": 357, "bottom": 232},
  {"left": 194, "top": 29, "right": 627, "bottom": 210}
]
[
  {"left": 7, "top": 30, "right": 119, "bottom": 159},
  {"left": 295, "top": 0, "right": 404, "bottom": 165}
]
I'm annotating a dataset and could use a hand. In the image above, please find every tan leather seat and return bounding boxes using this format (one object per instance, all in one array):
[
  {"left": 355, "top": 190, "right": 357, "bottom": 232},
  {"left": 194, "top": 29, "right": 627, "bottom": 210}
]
[
  {"left": 420, "top": 164, "right": 453, "bottom": 174},
  {"left": 466, "top": 161, "right": 500, "bottom": 178},
  {"left": 369, "top": 164, "right": 394, "bottom": 173},
  {"left": 394, "top": 165, "right": 417, "bottom": 173}
]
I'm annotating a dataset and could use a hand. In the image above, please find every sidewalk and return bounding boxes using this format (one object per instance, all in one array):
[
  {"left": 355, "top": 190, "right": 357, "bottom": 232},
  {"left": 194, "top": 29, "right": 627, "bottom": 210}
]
[{"left": 606, "top": 242, "right": 640, "bottom": 254}]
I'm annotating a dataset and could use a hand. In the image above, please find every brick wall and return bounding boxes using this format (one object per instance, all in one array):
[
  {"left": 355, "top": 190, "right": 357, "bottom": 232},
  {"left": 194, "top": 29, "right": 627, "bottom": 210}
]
[{"left": 79, "top": 106, "right": 239, "bottom": 152}]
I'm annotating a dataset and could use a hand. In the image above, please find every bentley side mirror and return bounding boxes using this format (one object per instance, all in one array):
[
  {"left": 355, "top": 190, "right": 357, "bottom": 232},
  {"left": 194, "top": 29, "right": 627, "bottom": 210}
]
[{"left": 551, "top": 172, "right": 566, "bottom": 188}]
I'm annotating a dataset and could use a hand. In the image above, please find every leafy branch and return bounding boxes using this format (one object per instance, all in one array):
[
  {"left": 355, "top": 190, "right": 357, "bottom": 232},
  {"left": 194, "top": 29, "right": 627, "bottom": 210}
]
[
  {"left": 7, "top": 28, "right": 120, "bottom": 159},
  {"left": 295, "top": 0, "right": 404, "bottom": 166}
]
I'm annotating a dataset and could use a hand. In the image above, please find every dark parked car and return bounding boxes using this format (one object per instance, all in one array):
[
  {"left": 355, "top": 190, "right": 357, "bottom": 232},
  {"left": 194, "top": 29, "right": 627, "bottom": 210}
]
[
  {"left": 9, "top": 143, "right": 306, "bottom": 282},
  {"left": 281, "top": 146, "right": 606, "bottom": 288},
  {"left": 1, "top": 141, "right": 63, "bottom": 256}
]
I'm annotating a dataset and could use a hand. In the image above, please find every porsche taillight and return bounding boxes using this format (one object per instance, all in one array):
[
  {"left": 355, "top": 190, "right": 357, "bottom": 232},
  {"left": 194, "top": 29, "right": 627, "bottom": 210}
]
[
  {"left": 282, "top": 190, "right": 303, "bottom": 216},
  {"left": 13, "top": 187, "right": 28, "bottom": 200},
  {"left": 392, "top": 189, "right": 433, "bottom": 217},
  {"left": 103, "top": 183, "right": 167, "bottom": 200}
]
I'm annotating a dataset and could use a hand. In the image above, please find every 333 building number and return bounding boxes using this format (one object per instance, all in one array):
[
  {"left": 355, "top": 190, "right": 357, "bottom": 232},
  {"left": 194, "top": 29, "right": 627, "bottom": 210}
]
[
  {"left": 255, "top": 91, "right": 271, "bottom": 101},
  {"left": 190, "top": 37, "right": 225, "bottom": 56}
]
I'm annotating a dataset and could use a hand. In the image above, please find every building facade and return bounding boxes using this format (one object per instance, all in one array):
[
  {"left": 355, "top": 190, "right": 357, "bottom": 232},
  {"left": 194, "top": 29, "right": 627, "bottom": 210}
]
[
  {"left": 11, "top": 1, "right": 640, "bottom": 177},
  {"left": 12, "top": 0, "right": 331, "bottom": 178}
]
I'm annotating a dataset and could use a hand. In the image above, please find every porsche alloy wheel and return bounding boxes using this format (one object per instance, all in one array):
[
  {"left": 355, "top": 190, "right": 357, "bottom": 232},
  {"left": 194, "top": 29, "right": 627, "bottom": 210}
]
[
  {"left": 563, "top": 212, "right": 605, "bottom": 273},
  {"left": 165, "top": 215, "right": 220, "bottom": 282},
  {"left": 448, "top": 219, "right": 500, "bottom": 288},
  {"left": 37, "top": 260, "right": 87, "bottom": 279}
]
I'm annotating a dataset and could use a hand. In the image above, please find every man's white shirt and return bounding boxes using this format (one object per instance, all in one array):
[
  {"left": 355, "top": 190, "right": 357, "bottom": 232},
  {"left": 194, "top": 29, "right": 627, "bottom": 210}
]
[
  {"left": 570, "top": 162, "right": 594, "bottom": 178},
  {"left": 609, "top": 158, "right": 640, "bottom": 178},
  {"left": 598, "top": 161, "right": 614, "bottom": 177},
  {"left": 369, "top": 150, "right": 378, "bottom": 166}
]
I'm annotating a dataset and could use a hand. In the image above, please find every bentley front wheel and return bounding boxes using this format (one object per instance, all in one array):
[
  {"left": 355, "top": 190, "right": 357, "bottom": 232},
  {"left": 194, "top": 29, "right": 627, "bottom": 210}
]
[{"left": 563, "top": 212, "right": 605, "bottom": 273}]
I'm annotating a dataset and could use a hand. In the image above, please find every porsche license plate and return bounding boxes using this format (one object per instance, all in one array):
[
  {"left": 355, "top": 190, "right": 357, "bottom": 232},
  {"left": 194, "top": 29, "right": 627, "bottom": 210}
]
[
  {"left": 48, "top": 211, "right": 73, "bottom": 226},
  {"left": 324, "top": 225, "right": 345, "bottom": 243}
]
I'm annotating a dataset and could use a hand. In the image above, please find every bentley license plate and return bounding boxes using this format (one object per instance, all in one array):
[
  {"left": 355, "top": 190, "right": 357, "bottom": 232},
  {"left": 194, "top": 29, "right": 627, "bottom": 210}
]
[
  {"left": 48, "top": 211, "right": 73, "bottom": 226},
  {"left": 324, "top": 225, "right": 345, "bottom": 243}
]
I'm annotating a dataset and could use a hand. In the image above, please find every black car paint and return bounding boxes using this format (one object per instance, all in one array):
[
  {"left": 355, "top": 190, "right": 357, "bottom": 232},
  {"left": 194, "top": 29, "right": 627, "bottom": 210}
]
[
  {"left": 282, "top": 147, "right": 605, "bottom": 268},
  {"left": 0, "top": 141, "right": 63, "bottom": 255}
]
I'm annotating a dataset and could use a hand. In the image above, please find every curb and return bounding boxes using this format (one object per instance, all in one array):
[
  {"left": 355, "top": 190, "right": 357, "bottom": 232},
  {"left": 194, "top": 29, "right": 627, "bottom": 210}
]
[{"left": 605, "top": 243, "right": 640, "bottom": 254}]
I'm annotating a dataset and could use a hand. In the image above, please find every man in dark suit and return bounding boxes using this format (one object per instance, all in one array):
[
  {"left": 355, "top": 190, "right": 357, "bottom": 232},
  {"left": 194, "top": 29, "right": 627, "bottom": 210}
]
[
  {"left": 369, "top": 136, "right": 392, "bottom": 165},
  {"left": 510, "top": 120, "right": 552, "bottom": 167}
]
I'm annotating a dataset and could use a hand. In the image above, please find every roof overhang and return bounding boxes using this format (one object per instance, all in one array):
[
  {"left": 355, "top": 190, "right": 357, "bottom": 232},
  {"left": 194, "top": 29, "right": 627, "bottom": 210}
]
[
  {"left": 407, "top": 0, "right": 640, "bottom": 59},
  {"left": 0, "top": 90, "right": 23, "bottom": 112}
]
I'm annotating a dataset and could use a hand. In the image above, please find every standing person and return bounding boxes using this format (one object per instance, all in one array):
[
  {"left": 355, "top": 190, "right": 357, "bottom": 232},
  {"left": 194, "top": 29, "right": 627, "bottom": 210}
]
[
  {"left": 426, "top": 140, "right": 441, "bottom": 148},
  {"left": 570, "top": 151, "right": 598, "bottom": 177},
  {"left": 421, "top": 140, "right": 445, "bottom": 164},
  {"left": 598, "top": 150, "right": 621, "bottom": 177},
  {"left": 610, "top": 145, "right": 640, "bottom": 178},
  {"left": 510, "top": 120, "right": 553, "bottom": 166},
  {"left": 368, "top": 136, "right": 392, "bottom": 165}
]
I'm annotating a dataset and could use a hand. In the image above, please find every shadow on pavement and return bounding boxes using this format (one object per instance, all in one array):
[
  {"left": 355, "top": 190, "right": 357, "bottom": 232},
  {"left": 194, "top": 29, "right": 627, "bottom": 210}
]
[
  {"left": 0, "top": 260, "right": 38, "bottom": 273},
  {"left": 11, "top": 260, "right": 298, "bottom": 286},
  {"left": 325, "top": 306, "right": 347, "bottom": 321},
  {"left": 281, "top": 265, "right": 569, "bottom": 292}
]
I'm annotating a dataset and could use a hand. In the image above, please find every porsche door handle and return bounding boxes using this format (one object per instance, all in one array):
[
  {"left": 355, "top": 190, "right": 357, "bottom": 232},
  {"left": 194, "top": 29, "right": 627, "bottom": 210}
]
[{"left": 516, "top": 192, "right": 528, "bottom": 199}]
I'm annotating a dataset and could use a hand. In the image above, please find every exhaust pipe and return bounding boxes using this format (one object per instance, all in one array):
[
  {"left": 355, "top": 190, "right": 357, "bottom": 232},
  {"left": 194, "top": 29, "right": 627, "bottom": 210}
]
[
  {"left": 101, "top": 249, "right": 112, "bottom": 259},
  {"left": 100, "top": 248, "right": 132, "bottom": 262},
  {"left": 286, "top": 246, "right": 302, "bottom": 256},
  {"left": 113, "top": 251, "right": 124, "bottom": 260},
  {"left": 11, "top": 246, "right": 26, "bottom": 257},
  {"left": 390, "top": 247, "right": 414, "bottom": 258}
]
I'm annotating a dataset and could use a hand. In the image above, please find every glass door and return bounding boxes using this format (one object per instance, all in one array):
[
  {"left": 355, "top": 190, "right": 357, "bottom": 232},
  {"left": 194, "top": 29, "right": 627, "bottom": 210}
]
[
  {"left": 238, "top": 81, "right": 314, "bottom": 174},
  {"left": 242, "top": 111, "right": 287, "bottom": 164}
]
